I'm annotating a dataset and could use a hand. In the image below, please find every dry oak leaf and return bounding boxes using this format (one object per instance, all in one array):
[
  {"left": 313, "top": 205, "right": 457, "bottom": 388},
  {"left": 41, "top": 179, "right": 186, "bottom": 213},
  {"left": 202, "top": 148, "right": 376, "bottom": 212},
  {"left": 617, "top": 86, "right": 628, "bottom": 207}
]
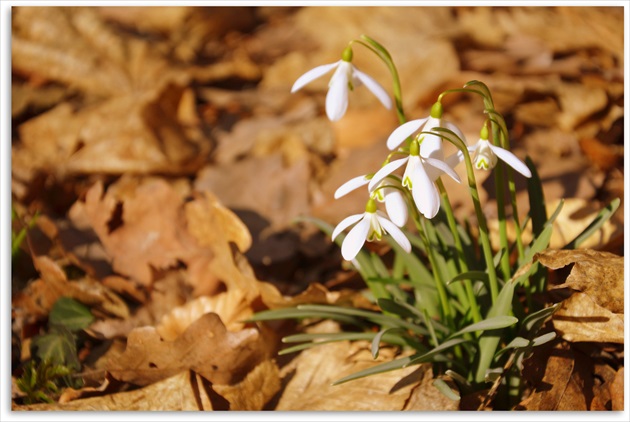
[
  {"left": 536, "top": 249, "right": 624, "bottom": 343},
  {"left": 156, "top": 289, "right": 253, "bottom": 341},
  {"left": 212, "top": 359, "right": 281, "bottom": 411},
  {"left": 275, "top": 321, "right": 424, "bottom": 411},
  {"left": 14, "top": 370, "right": 209, "bottom": 411},
  {"left": 107, "top": 312, "right": 271, "bottom": 387},
  {"left": 517, "top": 341, "right": 596, "bottom": 410}
]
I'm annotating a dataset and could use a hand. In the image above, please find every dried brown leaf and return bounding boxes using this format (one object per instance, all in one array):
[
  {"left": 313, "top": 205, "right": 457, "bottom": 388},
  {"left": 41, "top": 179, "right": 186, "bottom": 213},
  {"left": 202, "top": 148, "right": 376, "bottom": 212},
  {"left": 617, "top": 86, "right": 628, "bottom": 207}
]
[
  {"left": 275, "top": 323, "right": 423, "bottom": 411},
  {"left": 536, "top": 249, "right": 624, "bottom": 343},
  {"left": 517, "top": 341, "right": 592, "bottom": 410},
  {"left": 14, "top": 371, "right": 205, "bottom": 411},
  {"left": 107, "top": 312, "right": 270, "bottom": 386},
  {"left": 404, "top": 368, "right": 460, "bottom": 411},
  {"left": 537, "top": 249, "right": 624, "bottom": 313},
  {"left": 156, "top": 290, "right": 253, "bottom": 341},
  {"left": 212, "top": 359, "right": 281, "bottom": 411}
]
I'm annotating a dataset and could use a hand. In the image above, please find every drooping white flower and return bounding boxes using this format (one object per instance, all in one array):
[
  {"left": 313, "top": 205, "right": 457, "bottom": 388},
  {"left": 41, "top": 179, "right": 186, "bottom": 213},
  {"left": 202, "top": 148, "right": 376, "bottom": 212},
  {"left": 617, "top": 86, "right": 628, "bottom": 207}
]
[
  {"left": 334, "top": 174, "right": 408, "bottom": 227},
  {"left": 370, "top": 138, "right": 462, "bottom": 219},
  {"left": 469, "top": 126, "right": 532, "bottom": 178},
  {"left": 291, "top": 47, "right": 392, "bottom": 122},
  {"left": 331, "top": 198, "right": 411, "bottom": 261},
  {"left": 386, "top": 102, "right": 466, "bottom": 160}
]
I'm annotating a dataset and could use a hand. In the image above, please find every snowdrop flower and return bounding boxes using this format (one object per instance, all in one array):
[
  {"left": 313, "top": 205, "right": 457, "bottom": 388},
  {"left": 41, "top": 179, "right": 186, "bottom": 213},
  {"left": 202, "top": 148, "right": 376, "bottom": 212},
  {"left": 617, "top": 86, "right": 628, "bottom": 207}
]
[
  {"left": 291, "top": 46, "right": 392, "bottom": 121},
  {"left": 387, "top": 102, "right": 466, "bottom": 161},
  {"left": 469, "top": 125, "right": 532, "bottom": 178},
  {"left": 332, "top": 198, "right": 411, "bottom": 261},
  {"left": 334, "top": 174, "right": 408, "bottom": 227},
  {"left": 370, "top": 137, "right": 462, "bottom": 220}
]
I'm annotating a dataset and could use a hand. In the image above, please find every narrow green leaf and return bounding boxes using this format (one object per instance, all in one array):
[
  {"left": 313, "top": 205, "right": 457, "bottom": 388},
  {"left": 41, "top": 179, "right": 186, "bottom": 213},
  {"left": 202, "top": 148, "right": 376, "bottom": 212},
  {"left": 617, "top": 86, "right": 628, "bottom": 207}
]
[
  {"left": 531, "top": 332, "right": 556, "bottom": 347},
  {"left": 448, "top": 271, "right": 489, "bottom": 285},
  {"left": 521, "top": 303, "right": 561, "bottom": 334},
  {"left": 563, "top": 197, "right": 620, "bottom": 249},
  {"left": 447, "top": 316, "right": 518, "bottom": 340},
  {"left": 332, "top": 355, "right": 415, "bottom": 385},
  {"left": 248, "top": 308, "right": 363, "bottom": 326},
  {"left": 433, "top": 378, "right": 461, "bottom": 401},
  {"left": 405, "top": 338, "right": 471, "bottom": 367},
  {"left": 526, "top": 156, "right": 546, "bottom": 239}
]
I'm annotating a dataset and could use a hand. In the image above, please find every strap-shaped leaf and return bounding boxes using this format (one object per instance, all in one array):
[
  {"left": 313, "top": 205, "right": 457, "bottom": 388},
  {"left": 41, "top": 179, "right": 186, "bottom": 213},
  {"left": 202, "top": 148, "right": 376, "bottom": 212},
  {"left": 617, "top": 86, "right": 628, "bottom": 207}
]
[{"left": 447, "top": 316, "right": 518, "bottom": 340}]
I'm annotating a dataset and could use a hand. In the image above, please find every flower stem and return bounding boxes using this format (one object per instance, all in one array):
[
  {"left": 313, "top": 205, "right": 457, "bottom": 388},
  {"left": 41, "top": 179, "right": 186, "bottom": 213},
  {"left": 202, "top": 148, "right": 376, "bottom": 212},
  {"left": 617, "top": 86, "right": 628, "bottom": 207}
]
[{"left": 436, "top": 179, "right": 482, "bottom": 324}]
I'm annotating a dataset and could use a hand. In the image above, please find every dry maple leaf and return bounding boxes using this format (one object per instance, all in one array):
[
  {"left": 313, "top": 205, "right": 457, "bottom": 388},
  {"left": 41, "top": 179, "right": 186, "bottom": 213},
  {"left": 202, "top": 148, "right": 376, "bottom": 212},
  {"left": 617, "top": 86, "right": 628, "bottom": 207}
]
[{"left": 107, "top": 312, "right": 272, "bottom": 387}]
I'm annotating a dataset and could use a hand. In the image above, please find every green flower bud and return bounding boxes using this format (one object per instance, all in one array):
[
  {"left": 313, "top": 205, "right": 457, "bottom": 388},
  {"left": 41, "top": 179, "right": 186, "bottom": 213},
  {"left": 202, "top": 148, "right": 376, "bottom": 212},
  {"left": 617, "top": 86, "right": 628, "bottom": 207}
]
[
  {"left": 480, "top": 124, "right": 489, "bottom": 140},
  {"left": 409, "top": 138, "right": 420, "bottom": 156},
  {"left": 342, "top": 46, "right": 353, "bottom": 62},
  {"left": 430, "top": 101, "right": 443, "bottom": 119}
]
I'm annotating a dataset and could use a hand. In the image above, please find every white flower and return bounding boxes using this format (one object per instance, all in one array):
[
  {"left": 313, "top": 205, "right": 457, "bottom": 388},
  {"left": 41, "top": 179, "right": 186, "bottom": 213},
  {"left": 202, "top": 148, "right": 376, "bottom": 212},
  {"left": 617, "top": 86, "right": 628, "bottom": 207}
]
[
  {"left": 469, "top": 138, "right": 532, "bottom": 178},
  {"left": 334, "top": 174, "right": 408, "bottom": 227},
  {"left": 332, "top": 199, "right": 411, "bottom": 261},
  {"left": 370, "top": 139, "right": 462, "bottom": 219},
  {"left": 469, "top": 126, "right": 532, "bottom": 178},
  {"left": 291, "top": 47, "right": 392, "bottom": 122},
  {"left": 386, "top": 102, "right": 467, "bottom": 160}
]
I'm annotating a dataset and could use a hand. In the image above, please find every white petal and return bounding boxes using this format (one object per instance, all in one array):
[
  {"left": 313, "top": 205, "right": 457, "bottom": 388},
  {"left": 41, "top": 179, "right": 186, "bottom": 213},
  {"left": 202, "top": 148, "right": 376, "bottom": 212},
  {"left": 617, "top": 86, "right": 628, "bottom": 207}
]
[
  {"left": 386, "top": 118, "right": 428, "bottom": 150},
  {"left": 353, "top": 67, "right": 392, "bottom": 110},
  {"left": 443, "top": 120, "right": 467, "bottom": 143},
  {"left": 334, "top": 175, "right": 370, "bottom": 199},
  {"left": 368, "top": 157, "right": 409, "bottom": 192},
  {"left": 331, "top": 213, "right": 363, "bottom": 241},
  {"left": 445, "top": 150, "right": 464, "bottom": 168},
  {"left": 326, "top": 69, "right": 349, "bottom": 121},
  {"left": 384, "top": 189, "right": 408, "bottom": 227},
  {"left": 489, "top": 144, "right": 532, "bottom": 178},
  {"left": 291, "top": 61, "right": 340, "bottom": 93},
  {"left": 377, "top": 215, "right": 411, "bottom": 252},
  {"left": 412, "top": 164, "right": 440, "bottom": 219},
  {"left": 341, "top": 216, "right": 371, "bottom": 260},
  {"left": 424, "top": 157, "right": 461, "bottom": 183},
  {"left": 419, "top": 133, "right": 444, "bottom": 160},
  {"left": 420, "top": 117, "right": 444, "bottom": 160}
]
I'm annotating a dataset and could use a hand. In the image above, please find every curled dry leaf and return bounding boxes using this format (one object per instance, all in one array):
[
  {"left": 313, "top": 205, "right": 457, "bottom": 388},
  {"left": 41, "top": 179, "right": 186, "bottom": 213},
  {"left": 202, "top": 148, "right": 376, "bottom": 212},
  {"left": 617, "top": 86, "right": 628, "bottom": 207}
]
[
  {"left": 212, "top": 359, "right": 281, "bottom": 411},
  {"left": 107, "top": 313, "right": 272, "bottom": 387},
  {"left": 536, "top": 249, "right": 624, "bottom": 343},
  {"left": 156, "top": 289, "right": 252, "bottom": 341}
]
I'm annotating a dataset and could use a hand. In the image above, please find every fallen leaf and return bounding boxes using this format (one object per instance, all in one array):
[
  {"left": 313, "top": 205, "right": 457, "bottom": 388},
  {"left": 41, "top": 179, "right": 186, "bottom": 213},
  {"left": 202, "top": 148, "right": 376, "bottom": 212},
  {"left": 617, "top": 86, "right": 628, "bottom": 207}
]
[
  {"left": 274, "top": 321, "right": 423, "bottom": 411},
  {"left": 14, "top": 371, "right": 207, "bottom": 411},
  {"left": 403, "top": 368, "right": 460, "bottom": 411},
  {"left": 517, "top": 341, "right": 592, "bottom": 410},
  {"left": 107, "top": 312, "right": 271, "bottom": 386},
  {"left": 212, "top": 359, "right": 281, "bottom": 410},
  {"left": 156, "top": 289, "right": 253, "bottom": 340},
  {"left": 536, "top": 249, "right": 624, "bottom": 343},
  {"left": 537, "top": 249, "right": 624, "bottom": 313}
]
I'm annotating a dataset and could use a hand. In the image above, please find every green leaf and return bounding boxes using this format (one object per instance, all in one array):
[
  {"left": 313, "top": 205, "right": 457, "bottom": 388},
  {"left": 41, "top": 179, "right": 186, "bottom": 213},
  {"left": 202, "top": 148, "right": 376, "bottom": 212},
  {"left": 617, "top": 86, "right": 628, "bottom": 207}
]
[
  {"left": 521, "top": 303, "right": 561, "bottom": 334},
  {"left": 406, "top": 338, "right": 471, "bottom": 366},
  {"left": 526, "top": 156, "right": 546, "bottom": 238},
  {"left": 371, "top": 327, "right": 404, "bottom": 359},
  {"left": 433, "top": 378, "right": 460, "bottom": 401},
  {"left": 563, "top": 197, "right": 620, "bottom": 249},
  {"left": 31, "top": 328, "right": 80, "bottom": 370},
  {"left": 332, "top": 354, "right": 415, "bottom": 385},
  {"left": 49, "top": 297, "right": 95, "bottom": 332},
  {"left": 447, "top": 316, "right": 518, "bottom": 340},
  {"left": 447, "top": 270, "right": 489, "bottom": 285},
  {"left": 248, "top": 308, "right": 364, "bottom": 326}
]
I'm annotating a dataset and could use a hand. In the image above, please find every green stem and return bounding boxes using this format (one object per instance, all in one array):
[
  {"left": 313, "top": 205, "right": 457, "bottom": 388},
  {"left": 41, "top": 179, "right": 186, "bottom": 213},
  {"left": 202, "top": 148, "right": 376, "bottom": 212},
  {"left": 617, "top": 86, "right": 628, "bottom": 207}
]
[
  {"left": 355, "top": 35, "right": 406, "bottom": 124},
  {"left": 413, "top": 217, "right": 453, "bottom": 329},
  {"left": 430, "top": 128, "right": 499, "bottom": 304},
  {"left": 436, "top": 179, "right": 482, "bottom": 324}
]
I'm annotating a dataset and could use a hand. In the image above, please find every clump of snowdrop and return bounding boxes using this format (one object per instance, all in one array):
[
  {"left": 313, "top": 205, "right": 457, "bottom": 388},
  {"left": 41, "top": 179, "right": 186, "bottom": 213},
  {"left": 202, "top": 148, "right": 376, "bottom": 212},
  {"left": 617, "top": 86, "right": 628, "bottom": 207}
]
[{"left": 251, "top": 34, "right": 620, "bottom": 405}]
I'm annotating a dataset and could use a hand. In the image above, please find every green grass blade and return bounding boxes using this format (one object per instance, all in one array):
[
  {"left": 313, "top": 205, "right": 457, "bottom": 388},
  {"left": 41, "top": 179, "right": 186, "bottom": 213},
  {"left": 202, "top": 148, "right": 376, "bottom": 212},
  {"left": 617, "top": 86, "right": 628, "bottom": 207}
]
[{"left": 563, "top": 198, "right": 620, "bottom": 249}]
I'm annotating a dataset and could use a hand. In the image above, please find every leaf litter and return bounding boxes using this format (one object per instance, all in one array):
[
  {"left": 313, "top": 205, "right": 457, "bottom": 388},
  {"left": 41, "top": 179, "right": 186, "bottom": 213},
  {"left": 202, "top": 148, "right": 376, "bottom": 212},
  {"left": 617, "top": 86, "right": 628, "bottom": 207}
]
[{"left": 10, "top": 5, "right": 624, "bottom": 411}]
